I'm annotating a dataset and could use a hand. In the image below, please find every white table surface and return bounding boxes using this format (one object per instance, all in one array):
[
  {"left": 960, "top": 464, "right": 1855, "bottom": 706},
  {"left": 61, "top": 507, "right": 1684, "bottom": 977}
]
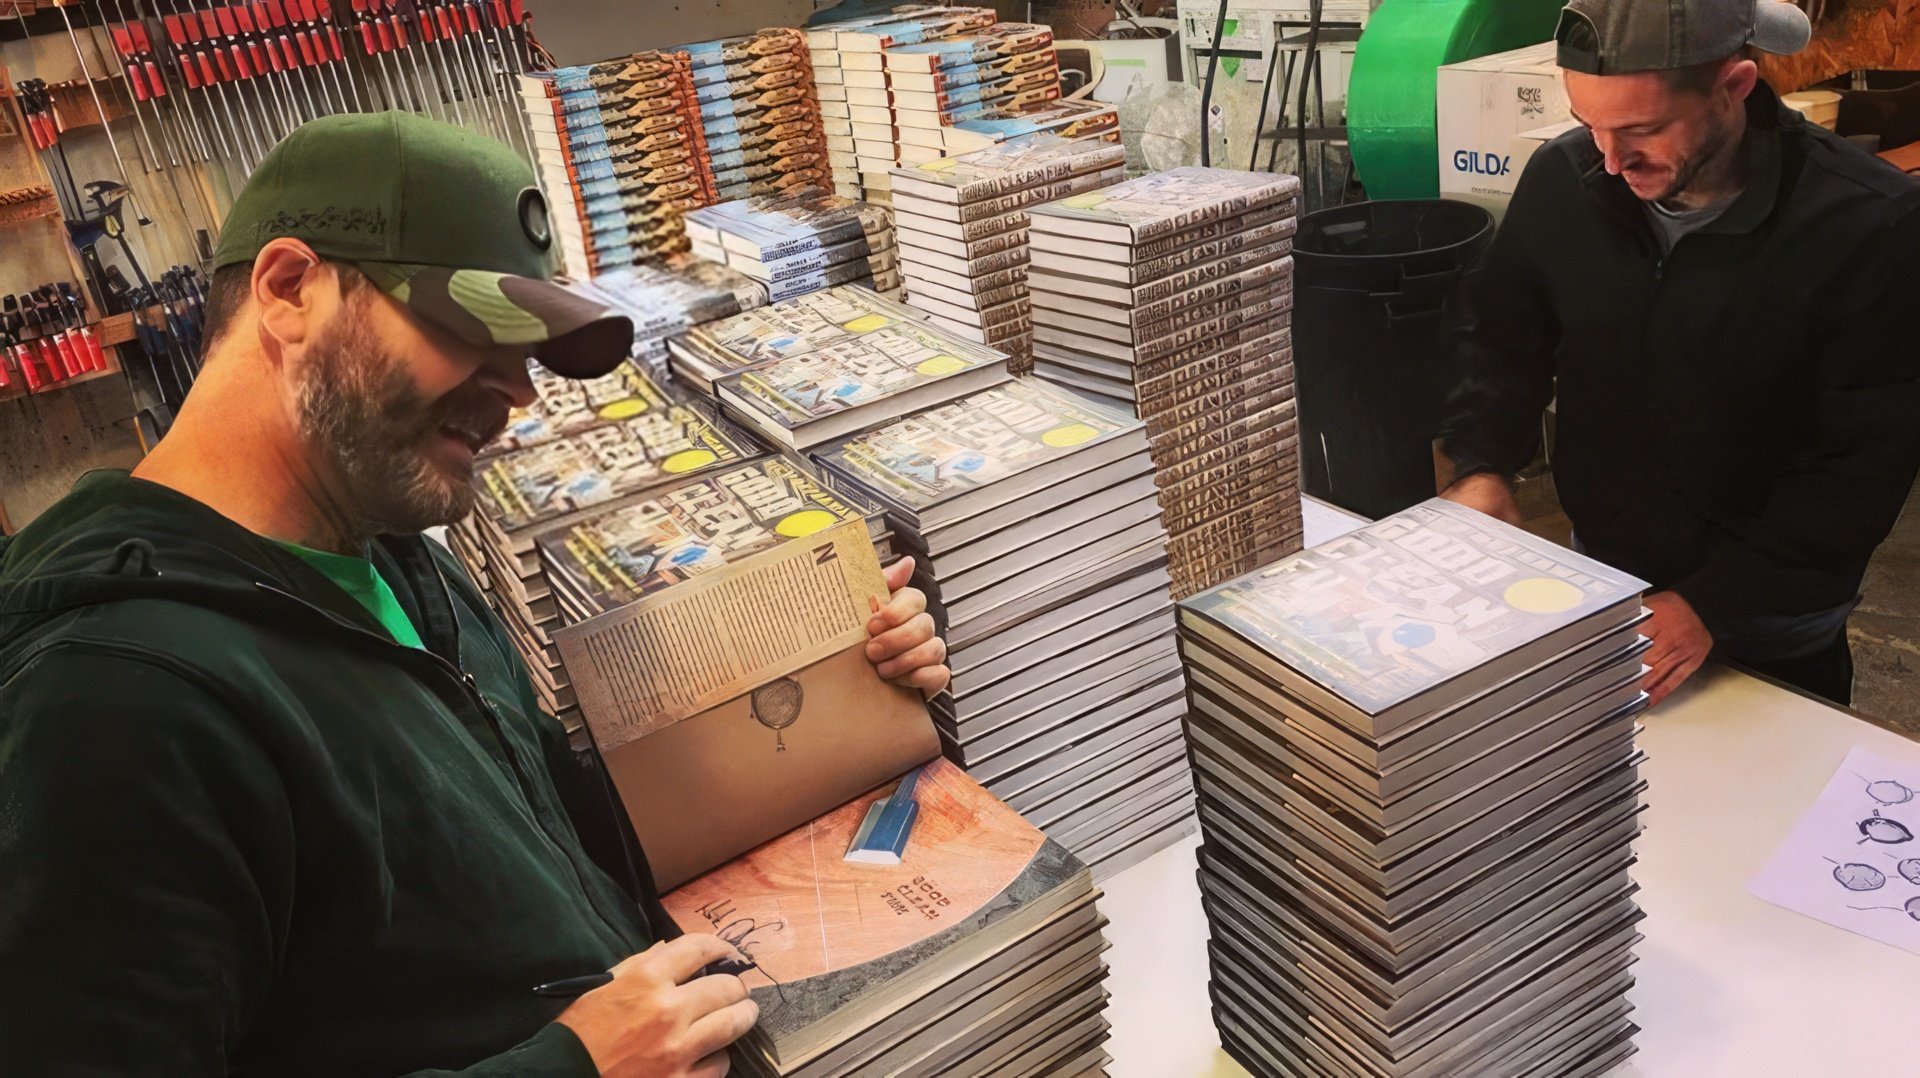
[{"left": 1099, "top": 497, "right": 1920, "bottom": 1076}]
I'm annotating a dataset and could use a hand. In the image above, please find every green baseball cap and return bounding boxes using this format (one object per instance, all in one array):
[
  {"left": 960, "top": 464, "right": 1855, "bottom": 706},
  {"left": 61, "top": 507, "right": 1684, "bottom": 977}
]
[{"left": 211, "top": 111, "right": 630, "bottom": 379}]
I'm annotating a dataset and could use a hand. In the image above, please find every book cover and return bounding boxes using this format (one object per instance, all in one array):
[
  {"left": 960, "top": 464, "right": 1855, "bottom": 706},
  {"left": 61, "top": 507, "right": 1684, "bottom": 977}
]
[
  {"left": 1179, "top": 500, "right": 1648, "bottom": 717},
  {"left": 536, "top": 456, "right": 875, "bottom": 617},
  {"left": 474, "top": 400, "right": 764, "bottom": 535},
  {"left": 683, "top": 285, "right": 928, "bottom": 373},
  {"left": 1028, "top": 166, "right": 1301, "bottom": 243},
  {"left": 880, "top": 23, "right": 1055, "bottom": 71},
  {"left": 717, "top": 320, "right": 1008, "bottom": 435},
  {"left": 813, "top": 377, "right": 1140, "bottom": 517},
  {"left": 943, "top": 99, "right": 1120, "bottom": 151},
  {"left": 661, "top": 757, "right": 1089, "bottom": 1064},
  {"left": 488, "top": 361, "right": 674, "bottom": 456},
  {"left": 891, "top": 133, "right": 1126, "bottom": 204}
]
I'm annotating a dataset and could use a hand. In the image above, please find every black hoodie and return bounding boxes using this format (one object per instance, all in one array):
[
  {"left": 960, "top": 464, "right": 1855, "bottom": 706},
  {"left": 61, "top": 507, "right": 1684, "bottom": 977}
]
[
  {"left": 1440, "top": 83, "right": 1920, "bottom": 662},
  {"left": 0, "top": 470, "right": 669, "bottom": 1075}
]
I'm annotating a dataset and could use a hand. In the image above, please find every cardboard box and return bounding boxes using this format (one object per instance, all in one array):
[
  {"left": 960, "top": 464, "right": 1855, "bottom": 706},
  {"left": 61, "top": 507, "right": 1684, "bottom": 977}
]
[{"left": 1436, "top": 42, "right": 1569, "bottom": 220}]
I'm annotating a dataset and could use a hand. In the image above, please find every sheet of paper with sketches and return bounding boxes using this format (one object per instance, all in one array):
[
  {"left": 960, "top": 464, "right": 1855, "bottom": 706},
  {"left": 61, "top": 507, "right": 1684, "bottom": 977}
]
[{"left": 1749, "top": 747, "right": 1920, "bottom": 955}]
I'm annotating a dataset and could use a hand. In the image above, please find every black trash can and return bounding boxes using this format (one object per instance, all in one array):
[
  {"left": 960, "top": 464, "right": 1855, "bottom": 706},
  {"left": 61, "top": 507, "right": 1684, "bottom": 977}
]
[{"left": 1292, "top": 199, "right": 1495, "bottom": 520}]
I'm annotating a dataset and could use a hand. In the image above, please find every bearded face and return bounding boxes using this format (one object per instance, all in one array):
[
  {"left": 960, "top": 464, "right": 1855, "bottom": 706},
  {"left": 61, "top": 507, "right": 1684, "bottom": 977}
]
[{"left": 293, "top": 291, "right": 509, "bottom": 537}]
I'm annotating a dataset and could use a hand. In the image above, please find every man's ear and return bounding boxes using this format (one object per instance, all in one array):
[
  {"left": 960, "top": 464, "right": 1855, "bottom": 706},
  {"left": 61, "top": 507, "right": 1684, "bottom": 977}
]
[
  {"left": 1722, "top": 57, "right": 1760, "bottom": 105},
  {"left": 251, "top": 239, "right": 329, "bottom": 360}
]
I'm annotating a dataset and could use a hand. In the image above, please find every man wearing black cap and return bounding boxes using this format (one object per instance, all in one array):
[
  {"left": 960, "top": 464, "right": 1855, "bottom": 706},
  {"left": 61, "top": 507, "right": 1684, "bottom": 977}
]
[
  {"left": 0, "top": 114, "right": 949, "bottom": 1075},
  {"left": 1439, "top": 0, "right": 1920, "bottom": 708}
]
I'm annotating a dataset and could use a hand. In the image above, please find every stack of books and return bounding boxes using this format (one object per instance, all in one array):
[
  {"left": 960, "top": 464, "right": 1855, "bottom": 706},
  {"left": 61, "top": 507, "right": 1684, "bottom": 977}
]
[
  {"left": 878, "top": 23, "right": 1063, "bottom": 169},
  {"left": 1177, "top": 500, "right": 1652, "bottom": 1078},
  {"left": 672, "top": 286, "right": 1012, "bottom": 453},
  {"left": 684, "top": 29, "right": 829, "bottom": 203},
  {"left": 804, "top": 6, "right": 998, "bottom": 202},
  {"left": 572, "top": 255, "right": 767, "bottom": 379},
  {"left": 1027, "top": 166, "right": 1305, "bottom": 598},
  {"left": 447, "top": 367, "right": 766, "bottom": 731},
  {"left": 664, "top": 758, "right": 1112, "bottom": 1077},
  {"left": 683, "top": 187, "right": 902, "bottom": 303},
  {"left": 520, "top": 54, "right": 716, "bottom": 273},
  {"left": 813, "top": 378, "right": 1194, "bottom": 878},
  {"left": 890, "top": 134, "right": 1127, "bottom": 369}
]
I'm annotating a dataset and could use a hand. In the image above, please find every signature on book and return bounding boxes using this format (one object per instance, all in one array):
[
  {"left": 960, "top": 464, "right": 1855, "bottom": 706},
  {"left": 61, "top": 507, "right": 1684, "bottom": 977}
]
[{"left": 696, "top": 897, "right": 788, "bottom": 960}]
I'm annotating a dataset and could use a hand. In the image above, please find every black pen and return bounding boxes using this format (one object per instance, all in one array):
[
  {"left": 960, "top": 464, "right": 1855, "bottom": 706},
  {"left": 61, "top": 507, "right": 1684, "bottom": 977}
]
[{"left": 531, "top": 959, "right": 755, "bottom": 997}]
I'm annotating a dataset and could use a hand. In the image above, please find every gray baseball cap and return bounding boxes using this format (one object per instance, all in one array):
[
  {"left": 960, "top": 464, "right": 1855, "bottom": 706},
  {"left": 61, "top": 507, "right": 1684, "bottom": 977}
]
[{"left": 1556, "top": 0, "right": 1813, "bottom": 75}]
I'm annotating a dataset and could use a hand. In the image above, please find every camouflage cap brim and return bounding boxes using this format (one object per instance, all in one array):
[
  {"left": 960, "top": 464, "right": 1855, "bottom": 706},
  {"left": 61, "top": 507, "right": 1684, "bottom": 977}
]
[{"left": 358, "top": 261, "right": 633, "bottom": 379}]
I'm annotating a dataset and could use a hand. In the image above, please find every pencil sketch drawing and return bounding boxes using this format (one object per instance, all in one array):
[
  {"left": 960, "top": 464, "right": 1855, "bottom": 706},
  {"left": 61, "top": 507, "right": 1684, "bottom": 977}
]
[
  {"left": 1857, "top": 775, "right": 1916, "bottom": 806},
  {"left": 1856, "top": 810, "right": 1915, "bottom": 846},
  {"left": 1893, "top": 858, "right": 1920, "bottom": 886},
  {"left": 1827, "top": 859, "right": 1888, "bottom": 891},
  {"left": 752, "top": 677, "right": 804, "bottom": 752},
  {"left": 1848, "top": 896, "right": 1920, "bottom": 922}
]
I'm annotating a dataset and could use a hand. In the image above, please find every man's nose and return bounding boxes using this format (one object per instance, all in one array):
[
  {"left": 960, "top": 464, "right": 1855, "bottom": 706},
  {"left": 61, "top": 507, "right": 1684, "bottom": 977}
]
[
  {"left": 483, "top": 353, "right": 538, "bottom": 409},
  {"left": 1590, "top": 131, "right": 1626, "bottom": 176}
]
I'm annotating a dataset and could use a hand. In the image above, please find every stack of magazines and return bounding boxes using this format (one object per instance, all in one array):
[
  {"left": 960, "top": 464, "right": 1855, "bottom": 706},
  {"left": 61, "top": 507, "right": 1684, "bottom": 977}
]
[
  {"left": 890, "top": 134, "right": 1126, "bottom": 369},
  {"left": 813, "top": 378, "right": 1194, "bottom": 878},
  {"left": 684, "top": 188, "right": 902, "bottom": 303},
  {"left": 1027, "top": 166, "right": 1305, "bottom": 598},
  {"left": 1178, "top": 500, "right": 1652, "bottom": 1078}
]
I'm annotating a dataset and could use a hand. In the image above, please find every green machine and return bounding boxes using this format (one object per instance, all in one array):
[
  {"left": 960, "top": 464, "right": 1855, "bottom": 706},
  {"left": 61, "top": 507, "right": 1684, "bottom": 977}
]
[{"left": 1348, "top": 0, "right": 1566, "bottom": 199}]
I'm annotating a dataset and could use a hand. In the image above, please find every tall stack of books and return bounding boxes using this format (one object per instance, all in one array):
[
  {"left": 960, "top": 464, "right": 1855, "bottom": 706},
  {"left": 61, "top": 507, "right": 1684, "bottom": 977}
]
[
  {"left": 684, "top": 29, "right": 829, "bottom": 203},
  {"left": 520, "top": 55, "right": 716, "bottom": 273},
  {"left": 447, "top": 367, "right": 766, "bottom": 731},
  {"left": 683, "top": 188, "right": 902, "bottom": 303},
  {"left": 813, "top": 378, "right": 1195, "bottom": 878},
  {"left": 805, "top": 6, "right": 998, "bottom": 203},
  {"left": 572, "top": 256, "right": 767, "bottom": 379},
  {"left": 879, "top": 22, "right": 1063, "bottom": 169},
  {"left": 1026, "top": 166, "right": 1305, "bottom": 598},
  {"left": 670, "top": 285, "right": 1012, "bottom": 453},
  {"left": 664, "top": 758, "right": 1112, "bottom": 1077},
  {"left": 890, "top": 134, "right": 1128, "bottom": 370},
  {"left": 1178, "top": 500, "right": 1651, "bottom": 1078}
]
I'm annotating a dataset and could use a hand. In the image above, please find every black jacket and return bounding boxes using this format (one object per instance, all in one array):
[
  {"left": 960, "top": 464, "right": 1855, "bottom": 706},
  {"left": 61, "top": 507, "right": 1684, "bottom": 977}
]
[
  {"left": 0, "top": 472, "right": 673, "bottom": 1075},
  {"left": 1440, "top": 83, "right": 1920, "bottom": 662}
]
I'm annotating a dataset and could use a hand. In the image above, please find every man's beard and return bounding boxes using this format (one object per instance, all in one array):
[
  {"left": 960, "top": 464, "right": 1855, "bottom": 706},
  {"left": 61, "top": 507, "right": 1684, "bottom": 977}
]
[
  {"left": 295, "top": 313, "right": 502, "bottom": 537},
  {"left": 1649, "top": 109, "right": 1740, "bottom": 205}
]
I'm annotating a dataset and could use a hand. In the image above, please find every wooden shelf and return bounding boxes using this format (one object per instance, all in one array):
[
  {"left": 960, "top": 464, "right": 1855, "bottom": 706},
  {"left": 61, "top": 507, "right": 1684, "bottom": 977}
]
[{"left": 0, "top": 348, "right": 121, "bottom": 402}]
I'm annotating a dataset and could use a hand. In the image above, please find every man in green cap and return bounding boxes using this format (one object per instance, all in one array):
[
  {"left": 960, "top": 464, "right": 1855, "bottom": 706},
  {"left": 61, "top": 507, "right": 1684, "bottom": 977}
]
[{"left": 0, "top": 113, "right": 950, "bottom": 1075}]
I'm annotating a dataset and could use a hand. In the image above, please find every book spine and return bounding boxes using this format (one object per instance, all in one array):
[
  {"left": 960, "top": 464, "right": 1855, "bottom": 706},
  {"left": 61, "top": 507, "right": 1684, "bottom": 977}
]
[
  {"left": 1132, "top": 186, "right": 1291, "bottom": 243},
  {"left": 1133, "top": 296, "right": 1294, "bottom": 365},
  {"left": 1132, "top": 259, "right": 1292, "bottom": 327},
  {"left": 1124, "top": 203, "right": 1294, "bottom": 263},
  {"left": 1131, "top": 223, "right": 1298, "bottom": 291}
]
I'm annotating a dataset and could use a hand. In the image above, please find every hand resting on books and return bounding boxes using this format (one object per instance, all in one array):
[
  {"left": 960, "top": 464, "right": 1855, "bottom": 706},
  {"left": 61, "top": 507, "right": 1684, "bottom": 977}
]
[
  {"left": 1641, "top": 591, "right": 1713, "bottom": 707},
  {"left": 556, "top": 934, "right": 757, "bottom": 1078},
  {"left": 866, "top": 555, "right": 951, "bottom": 697}
]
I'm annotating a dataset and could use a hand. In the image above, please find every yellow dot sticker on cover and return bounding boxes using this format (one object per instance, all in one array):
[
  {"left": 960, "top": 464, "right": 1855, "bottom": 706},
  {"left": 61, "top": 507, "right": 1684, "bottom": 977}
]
[
  {"left": 1060, "top": 192, "right": 1108, "bottom": 209},
  {"left": 662, "top": 449, "right": 718, "bottom": 473},
  {"left": 1505, "top": 577, "right": 1585, "bottom": 614},
  {"left": 1041, "top": 423, "right": 1099, "bottom": 448},
  {"left": 915, "top": 354, "right": 968, "bottom": 376},
  {"left": 917, "top": 158, "right": 958, "bottom": 172},
  {"left": 775, "top": 509, "right": 839, "bottom": 537},
  {"left": 842, "top": 314, "right": 891, "bottom": 333},
  {"left": 597, "top": 398, "right": 650, "bottom": 421}
]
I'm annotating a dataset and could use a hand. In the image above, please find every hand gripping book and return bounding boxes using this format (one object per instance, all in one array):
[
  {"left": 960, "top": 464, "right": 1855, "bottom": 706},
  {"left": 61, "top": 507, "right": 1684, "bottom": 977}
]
[
  {"left": 662, "top": 756, "right": 1097, "bottom": 1073},
  {"left": 1027, "top": 166, "right": 1301, "bottom": 244},
  {"left": 1177, "top": 499, "right": 1649, "bottom": 740},
  {"left": 811, "top": 376, "right": 1149, "bottom": 536},
  {"left": 715, "top": 320, "right": 1013, "bottom": 450}
]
